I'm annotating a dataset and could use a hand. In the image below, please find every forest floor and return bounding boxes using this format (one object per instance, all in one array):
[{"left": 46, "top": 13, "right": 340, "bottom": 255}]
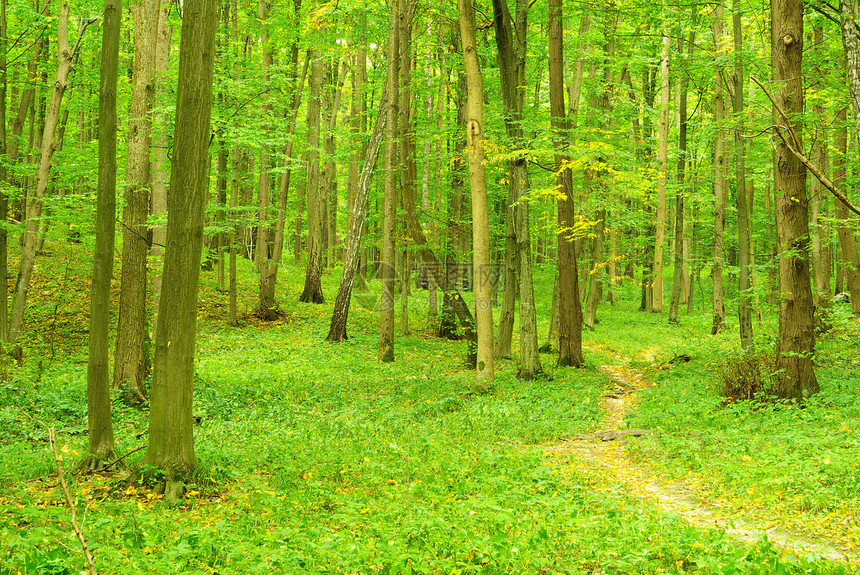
[
  {"left": 2, "top": 244, "right": 860, "bottom": 573},
  {"left": 544, "top": 345, "right": 860, "bottom": 567}
]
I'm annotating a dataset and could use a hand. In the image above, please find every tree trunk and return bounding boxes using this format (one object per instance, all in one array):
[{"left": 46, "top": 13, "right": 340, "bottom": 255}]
[
  {"left": 299, "top": 52, "right": 326, "bottom": 304},
  {"left": 378, "top": 0, "right": 399, "bottom": 362},
  {"left": 326, "top": 91, "right": 388, "bottom": 342},
  {"left": 459, "top": 0, "right": 494, "bottom": 384},
  {"left": 550, "top": 0, "right": 583, "bottom": 368},
  {"left": 256, "top": 0, "right": 277, "bottom": 319},
  {"left": 84, "top": 0, "right": 120, "bottom": 468},
  {"left": 670, "top": 23, "right": 693, "bottom": 326},
  {"left": 652, "top": 31, "right": 670, "bottom": 313},
  {"left": 772, "top": 0, "right": 818, "bottom": 399},
  {"left": 734, "top": 5, "right": 753, "bottom": 347},
  {"left": 151, "top": 5, "right": 172, "bottom": 336},
  {"left": 711, "top": 5, "right": 728, "bottom": 334},
  {"left": 113, "top": 0, "right": 160, "bottom": 401},
  {"left": 839, "top": 0, "right": 860, "bottom": 145},
  {"left": 833, "top": 102, "right": 860, "bottom": 314},
  {"left": 142, "top": 0, "right": 217, "bottom": 500},
  {"left": 809, "top": 25, "right": 831, "bottom": 330}
]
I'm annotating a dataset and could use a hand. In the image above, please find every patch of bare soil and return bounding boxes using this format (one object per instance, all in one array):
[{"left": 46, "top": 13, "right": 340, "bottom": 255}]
[{"left": 545, "top": 354, "right": 858, "bottom": 566}]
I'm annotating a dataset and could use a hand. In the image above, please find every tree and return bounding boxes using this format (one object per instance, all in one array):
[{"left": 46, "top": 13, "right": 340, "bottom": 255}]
[
  {"left": 299, "top": 51, "right": 326, "bottom": 304},
  {"left": 82, "top": 0, "right": 121, "bottom": 470},
  {"left": 142, "top": 0, "right": 218, "bottom": 500},
  {"left": 711, "top": 3, "right": 728, "bottom": 334},
  {"left": 652, "top": 31, "right": 670, "bottom": 313},
  {"left": 459, "top": 0, "right": 494, "bottom": 384},
  {"left": 378, "top": 0, "right": 399, "bottom": 363},
  {"left": 549, "top": 0, "right": 584, "bottom": 368},
  {"left": 113, "top": 0, "right": 161, "bottom": 401},
  {"left": 771, "top": 0, "right": 818, "bottom": 399}
]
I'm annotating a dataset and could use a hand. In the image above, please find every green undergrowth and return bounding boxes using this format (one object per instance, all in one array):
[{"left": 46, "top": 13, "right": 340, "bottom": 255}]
[
  {"left": 626, "top": 303, "right": 860, "bottom": 551},
  {"left": 0, "top": 253, "right": 855, "bottom": 573}
]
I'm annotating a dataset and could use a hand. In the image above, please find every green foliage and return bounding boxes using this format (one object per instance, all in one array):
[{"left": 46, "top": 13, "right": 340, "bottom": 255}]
[{"left": 717, "top": 349, "right": 779, "bottom": 402}]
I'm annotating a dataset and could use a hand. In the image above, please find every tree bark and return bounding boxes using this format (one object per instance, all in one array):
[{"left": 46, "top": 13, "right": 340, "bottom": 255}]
[
  {"left": 653, "top": 31, "right": 670, "bottom": 313},
  {"left": 378, "top": 0, "right": 399, "bottom": 362},
  {"left": 327, "top": 91, "right": 388, "bottom": 342},
  {"left": 711, "top": 4, "right": 728, "bottom": 334},
  {"left": 299, "top": 52, "right": 326, "bottom": 304},
  {"left": 256, "top": 0, "right": 277, "bottom": 319},
  {"left": 459, "top": 0, "right": 494, "bottom": 384},
  {"left": 142, "top": 0, "right": 217, "bottom": 500},
  {"left": 734, "top": 5, "right": 753, "bottom": 347},
  {"left": 809, "top": 25, "right": 831, "bottom": 330},
  {"left": 772, "top": 0, "right": 818, "bottom": 399},
  {"left": 550, "top": 0, "right": 584, "bottom": 368},
  {"left": 839, "top": 0, "right": 860, "bottom": 145},
  {"left": 113, "top": 0, "right": 160, "bottom": 401},
  {"left": 84, "top": 0, "right": 121, "bottom": 469},
  {"left": 151, "top": 4, "right": 172, "bottom": 336}
]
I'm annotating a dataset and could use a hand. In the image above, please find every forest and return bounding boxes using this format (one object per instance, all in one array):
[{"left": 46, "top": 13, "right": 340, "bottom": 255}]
[{"left": 1, "top": 0, "right": 860, "bottom": 571}]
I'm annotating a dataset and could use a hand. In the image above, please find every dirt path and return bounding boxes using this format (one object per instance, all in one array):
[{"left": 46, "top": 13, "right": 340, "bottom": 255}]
[{"left": 545, "top": 354, "right": 858, "bottom": 566}]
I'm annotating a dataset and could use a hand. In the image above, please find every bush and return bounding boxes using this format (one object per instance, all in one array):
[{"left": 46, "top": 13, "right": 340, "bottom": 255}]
[{"left": 718, "top": 349, "right": 779, "bottom": 402}]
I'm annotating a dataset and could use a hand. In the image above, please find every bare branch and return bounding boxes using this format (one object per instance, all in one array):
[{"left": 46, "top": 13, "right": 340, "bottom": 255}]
[{"left": 751, "top": 75, "right": 860, "bottom": 217}]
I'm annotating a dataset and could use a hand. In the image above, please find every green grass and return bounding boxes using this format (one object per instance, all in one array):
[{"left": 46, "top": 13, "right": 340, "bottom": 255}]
[{"left": 0, "top": 247, "right": 856, "bottom": 574}]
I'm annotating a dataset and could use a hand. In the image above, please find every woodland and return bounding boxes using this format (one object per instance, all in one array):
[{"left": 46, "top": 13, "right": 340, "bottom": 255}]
[{"left": 1, "top": 0, "right": 860, "bottom": 571}]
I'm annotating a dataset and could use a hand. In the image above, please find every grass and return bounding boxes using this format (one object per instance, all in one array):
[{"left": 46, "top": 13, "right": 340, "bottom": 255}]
[{"left": 0, "top": 238, "right": 857, "bottom": 573}]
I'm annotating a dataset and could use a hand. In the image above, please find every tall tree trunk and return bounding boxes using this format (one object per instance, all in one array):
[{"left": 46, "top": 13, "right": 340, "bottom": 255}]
[
  {"left": 734, "top": 5, "right": 753, "bottom": 347},
  {"left": 833, "top": 102, "right": 860, "bottom": 314},
  {"left": 459, "top": 0, "right": 494, "bottom": 384},
  {"left": 327, "top": 91, "right": 388, "bottom": 342},
  {"left": 399, "top": 4, "right": 416, "bottom": 335},
  {"left": 839, "top": 0, "right": 860, "bottom": 144},
  {"left": 809, "top": 25, "right": 832, "bottom": 330},
  {"left": 550, "top": 0, "right": 584, "bottom": 368},
  {"left": 299, "top": 52, "right": 326, "bottom": 304},
  {"left": 114, "top": 0, "right": 160, "bottom": 400},
  {"left": 142, "top": 0, "right": 217, "bottom": 501},
  {"left": 772, "top": 0, "right": 818, "bottom": 398},
  {"left": 669, "top": 22, "right": 693, "bottom": 325},
  {"left": 256, "top": 0, "right": 277, "bottom": 319},
  {"left": 711, "top": 4, "right": 728, "bottom": 334},
  {"left": 378, "top": 0, "right": 399, "bottom": 362},
  {"left": 84, "top": 0, "right": 120, "bottom": 468},
  {"left": 151, "top": 4, "right": 172, "bottom": 336},
  {"left": 652, "top": 31, "right": 670, "bottom": 313},
  {"left": 8, "top": 4, "right": 92, "bottom": 343}
]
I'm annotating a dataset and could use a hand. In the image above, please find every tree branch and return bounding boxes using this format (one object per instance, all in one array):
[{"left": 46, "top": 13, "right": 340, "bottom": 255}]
[
  {"left": 751, "top": 75, "right": 860, "bottom": 217},
  {"left": 48, "top": 427, "right": 98, "bottom": 575}
]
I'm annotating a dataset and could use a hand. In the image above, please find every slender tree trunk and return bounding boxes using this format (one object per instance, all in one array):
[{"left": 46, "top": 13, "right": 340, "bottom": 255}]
[
  {"left": 459, "top": 0, "right": 494, "bottom": 384},
  {"left": 772, "top": 0, "right": 818, "bottom": 398},
  {"left": 809, "top": 25, "right": 832, "bottom": 330},
  {"left": 84, "top": 0, "right": 120, "bottom": 468},
  {"left": 113, "top": 0, "right": 160, "bottom": 400},
  {"left": 151, "top": 5, "right": 172, "bottom": 336},
  {"left": 378, "top": 0, "right": 399, "bottom": 362},
  {"left": 670, "top": 23, "right": 693, "bottom": 325},
  {"left": 327, "top": 91, "right": 388, "bottom": 342},
  {"left": 652, "top": 31, "right": 670, "bottom": 313},
  {"left": 839, "top": 0, "right": 860, "bottom": 144},
  {"left": 256, "top": 0, "right": 277, "bottom": 318},
  {"left": 734, "top": 5, "right": 753, "bottom": 347},
  {"left": 550, "top": 0, "right": 583, "bottom": 368},
  {"left": 143, "top": 0, "right": 217, "bottom": 501},
  {"left": 711, "top": 4, "right": 728, "bottom": 334},
  {"left": 833, "top": 103, "right": 860, "bottom": 314},
  {"left": 299, "top": 52, "right": 326, "bottom": 304}
]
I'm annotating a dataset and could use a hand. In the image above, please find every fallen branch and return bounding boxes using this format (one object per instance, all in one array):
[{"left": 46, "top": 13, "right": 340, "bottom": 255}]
[
  {"left": 594, "top": 429, "right": 651, "bottom": 441},
  {"left": 48, "top": 427, "right": 97, "bottom": 575},
  {"left": 101, "top": 444, "right": 148, "bottom": 471},
  {"left": 751, "top": 75, "right": 860, "bottom": 217}
]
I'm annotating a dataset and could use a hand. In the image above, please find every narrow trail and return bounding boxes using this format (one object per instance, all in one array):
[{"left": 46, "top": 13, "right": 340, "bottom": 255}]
[{"left": 544, "top": 350, "right": 858, "bottom": 566}]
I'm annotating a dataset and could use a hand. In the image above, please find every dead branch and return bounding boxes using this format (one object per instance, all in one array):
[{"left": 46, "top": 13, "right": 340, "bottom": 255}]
[
  {"left": 48, "top": 427, "right": 98, "bottom": 575},
  {"left": 751, "top": 75, "right": 860, "bottom": 217},
  {"left": 101, "top": 444, "right": 148, "bottom": 471}
]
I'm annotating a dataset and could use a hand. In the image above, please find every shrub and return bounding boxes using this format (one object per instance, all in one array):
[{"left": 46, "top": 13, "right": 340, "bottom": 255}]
[{"left": 718, "top": 349, "right": 779, "bottom": 403}]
